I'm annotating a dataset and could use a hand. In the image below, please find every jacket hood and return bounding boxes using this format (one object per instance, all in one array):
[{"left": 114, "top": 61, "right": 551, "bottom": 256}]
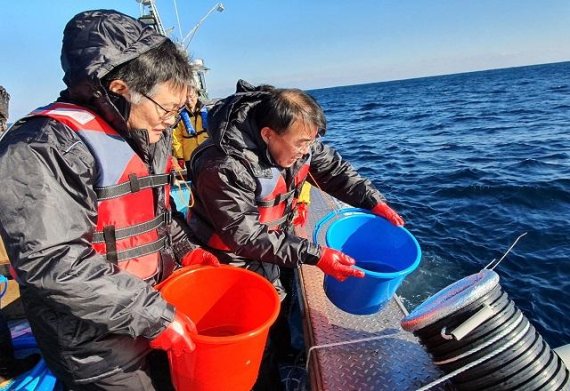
[
  {"left": 207, "top": 80, "right": 273, "bottom": 162},
  {"left": 59, "top": 9, "right": 167, "bottom": 133}
]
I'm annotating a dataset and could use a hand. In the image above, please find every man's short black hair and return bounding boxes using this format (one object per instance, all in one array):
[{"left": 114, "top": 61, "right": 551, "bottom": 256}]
[
  {"left": 102, "top": 39, "right": 193, "bottom": 96},
  {"left": 255, "top": 88, "right": 326, "bottom": 135}
]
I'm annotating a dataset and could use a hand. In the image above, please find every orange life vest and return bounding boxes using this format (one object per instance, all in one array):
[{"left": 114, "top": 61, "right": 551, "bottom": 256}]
[
  {"left": 31, "top": 102, "right": 172, "bottom": 280},
  {"left": 206, "top": 153, "right": 311, "bottom": 251}
]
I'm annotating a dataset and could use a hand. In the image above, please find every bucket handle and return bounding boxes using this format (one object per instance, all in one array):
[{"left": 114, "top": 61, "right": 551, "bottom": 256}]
[
  {"left": 154, "top": 264, "right": 207, "bottom": 292},
  {"left": 312, "top": 208, "right": 374, "bottom": 243}
]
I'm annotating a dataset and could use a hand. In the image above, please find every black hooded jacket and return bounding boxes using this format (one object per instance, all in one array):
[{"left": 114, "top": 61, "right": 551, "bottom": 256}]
[
  {"left": 188, "top": 81, "right": 385, "bottom": 282},
  {"left": 0, "top": 10, "right": 194, "bottom": 384}
]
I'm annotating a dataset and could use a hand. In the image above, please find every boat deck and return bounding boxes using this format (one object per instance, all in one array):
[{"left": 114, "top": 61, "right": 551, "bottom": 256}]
[
  {"left": 297, "top": 188, "right": 445, "bottom": 390},
  {"left": 1, "top": 188, "right": 448, "bottom": 390}
]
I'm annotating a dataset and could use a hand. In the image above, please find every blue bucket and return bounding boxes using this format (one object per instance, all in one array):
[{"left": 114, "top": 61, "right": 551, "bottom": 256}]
[{"left": 313, "top": 208, "right": 421, "bottom": 315}]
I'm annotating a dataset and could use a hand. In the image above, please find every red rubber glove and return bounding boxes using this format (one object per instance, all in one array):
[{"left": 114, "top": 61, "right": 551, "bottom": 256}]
[
  {"left": 181, "top": 248, "right": 220, "bottom": 267},
  {"left": 371, "top": 202, "right": 405, "bottom": 226},
  {"left": 293, "top": 203, "right": 309, "bottom": 227},
  {"left": 316, "top": 247, "right": 365, "bottom": 282},
  {"left": 150, "top": 312, "right": 197, "bottom": 356},
  {"left": 177, "top": 159, "right": 186, "bottom": 170}
]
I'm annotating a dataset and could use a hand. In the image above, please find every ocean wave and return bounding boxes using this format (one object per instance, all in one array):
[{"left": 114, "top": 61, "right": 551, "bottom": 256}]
[
  {"left": 549, "top": 84, "right": 568, "bottom": 91},
  {"left": 311, "top": 61, "right": 570, "bottom": 347},
  {"left": 359, "top": 102, "right": 385, "bottom": 111},
  {"left": 433, "top": 181, "right": 570, "bottom": 205}
]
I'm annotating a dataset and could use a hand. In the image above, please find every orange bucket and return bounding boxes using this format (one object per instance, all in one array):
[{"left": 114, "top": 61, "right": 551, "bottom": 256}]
[{"left": 157, "top": 265, "right": 280, "bottom": 391}]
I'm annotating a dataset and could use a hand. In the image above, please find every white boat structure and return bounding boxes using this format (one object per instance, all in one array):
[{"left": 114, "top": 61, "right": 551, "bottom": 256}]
[{"left": 136, "top": 0, "right": 222, "bottom": 99}]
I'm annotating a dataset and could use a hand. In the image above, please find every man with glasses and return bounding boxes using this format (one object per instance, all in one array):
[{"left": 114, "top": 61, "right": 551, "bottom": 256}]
[
  {"left": 187, "top": 80, "right": 404, "bottom": 389},
  {"left": 0, "top": 10, "right": 219, "bottom": 390}
]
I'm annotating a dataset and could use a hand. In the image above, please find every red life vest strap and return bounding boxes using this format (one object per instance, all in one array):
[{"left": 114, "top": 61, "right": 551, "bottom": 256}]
[{"left": 95, "top": 173, "right": 173, "bottom": 200}]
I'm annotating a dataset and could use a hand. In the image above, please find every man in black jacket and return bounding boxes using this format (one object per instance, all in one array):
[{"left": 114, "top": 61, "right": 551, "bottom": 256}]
[
  {"left": 0, "top": 10, "right": 218, "bottom": 390},
  {"left": 188, "top": 81, "right": 405, "bottom": 388}
]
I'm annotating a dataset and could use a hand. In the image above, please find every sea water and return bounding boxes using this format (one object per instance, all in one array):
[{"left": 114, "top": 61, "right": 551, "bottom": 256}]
[
  {"left": 356, "top": 260, "right": 399, "bottom": 274},
  {"left": 309, "top": 61, "right": 570, "bottom": 348},
  {"left": 198, "top": 324, "right": 245, "bottom": 337}
]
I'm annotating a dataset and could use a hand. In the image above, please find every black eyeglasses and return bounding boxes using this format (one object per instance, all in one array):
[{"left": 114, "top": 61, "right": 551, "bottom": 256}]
[{"left": 142, "top": 93, "right": 184, "bottom": 121}]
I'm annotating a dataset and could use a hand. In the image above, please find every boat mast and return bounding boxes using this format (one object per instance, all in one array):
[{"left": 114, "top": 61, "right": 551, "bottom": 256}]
[
  {"left": 136, "top": 0, "right": 215, "bottom": 98},
  {"left": 136, "top": 0, "right": 167, "bottom": 36}
]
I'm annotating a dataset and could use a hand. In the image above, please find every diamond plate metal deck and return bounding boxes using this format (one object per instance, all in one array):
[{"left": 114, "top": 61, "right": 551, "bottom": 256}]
[{"left": 298, "top": 188, "right": 445, "bottom": 390}]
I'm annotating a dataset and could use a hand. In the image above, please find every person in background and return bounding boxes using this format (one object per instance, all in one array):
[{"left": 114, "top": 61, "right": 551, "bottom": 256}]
[
  {"left": 172, "top": 84, "right": 209, "bottom": 173},
  {"left": 0, "top": 85, "right": 41, "bottom": 385},
  {"left": 187, "top": 80, "right": 405, "bottom": 389},
  {"left": 0, "top": 86, "right": 9, "bottom": 133},
  {"left": 0, "top": 10, "right": 219, "bottom": 390},
  {"left": 0, "top": 86, "right": 11, "bottom": 268}
]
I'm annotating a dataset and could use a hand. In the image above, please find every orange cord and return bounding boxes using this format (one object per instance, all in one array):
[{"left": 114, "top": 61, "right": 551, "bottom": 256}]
[
  {"left": 172, "top": 168, "right": 194, "bottom": 209},
  {"left": 307, "top": 171, "right": 340, "bottom": 213}
]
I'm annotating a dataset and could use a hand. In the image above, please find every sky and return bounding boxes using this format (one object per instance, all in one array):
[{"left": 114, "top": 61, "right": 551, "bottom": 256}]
[{"left": 1, "top": 0, "right": 569, "bottom": 120}]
